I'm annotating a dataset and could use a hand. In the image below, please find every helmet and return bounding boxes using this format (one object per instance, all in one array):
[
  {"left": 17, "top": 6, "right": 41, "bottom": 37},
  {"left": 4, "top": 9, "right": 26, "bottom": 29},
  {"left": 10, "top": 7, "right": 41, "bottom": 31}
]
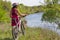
[{"left": 12, "top": 3, "right": 18, "bottom": 7}]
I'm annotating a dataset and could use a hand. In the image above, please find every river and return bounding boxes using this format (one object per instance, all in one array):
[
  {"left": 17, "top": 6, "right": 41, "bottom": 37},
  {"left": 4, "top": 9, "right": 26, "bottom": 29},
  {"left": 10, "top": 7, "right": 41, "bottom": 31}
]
[{"left": 24, "top": 12, "right": 60, "bottom": 35}]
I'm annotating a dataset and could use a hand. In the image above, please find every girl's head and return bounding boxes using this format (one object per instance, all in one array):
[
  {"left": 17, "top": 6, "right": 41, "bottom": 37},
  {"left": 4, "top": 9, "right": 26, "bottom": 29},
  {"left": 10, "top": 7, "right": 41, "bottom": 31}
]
[{"left": 12, "top": 3, "right": 18, "bottom": 8}]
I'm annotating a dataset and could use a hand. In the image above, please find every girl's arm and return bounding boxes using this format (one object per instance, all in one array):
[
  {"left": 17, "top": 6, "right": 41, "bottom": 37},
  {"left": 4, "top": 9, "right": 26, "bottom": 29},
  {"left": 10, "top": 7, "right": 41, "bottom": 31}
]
[
  {"left": 17, "top": 9, "right": 26, "bottom": 17},
  {"left": 16, "top": 9, "right": 22, "bottom": 17},
  {"left": 16, "top": 8, "right": 28, "bottom": 17}
]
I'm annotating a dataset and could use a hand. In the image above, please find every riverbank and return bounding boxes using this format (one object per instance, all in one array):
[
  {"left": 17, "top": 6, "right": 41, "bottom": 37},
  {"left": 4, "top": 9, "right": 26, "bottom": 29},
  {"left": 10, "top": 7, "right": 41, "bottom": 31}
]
[
  {"left": 0, "top": 24, "right": 60, "bottom": 40},
  {"left": 19, "top": 27, "right": 60, "bottom": 40}
]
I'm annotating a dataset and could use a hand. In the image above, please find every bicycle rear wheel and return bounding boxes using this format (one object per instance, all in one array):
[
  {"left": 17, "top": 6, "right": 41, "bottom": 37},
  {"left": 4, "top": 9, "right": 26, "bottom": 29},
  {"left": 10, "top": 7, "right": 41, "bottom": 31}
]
[{"left": 12, "top": 26, "right": 19, "bottom": 40}]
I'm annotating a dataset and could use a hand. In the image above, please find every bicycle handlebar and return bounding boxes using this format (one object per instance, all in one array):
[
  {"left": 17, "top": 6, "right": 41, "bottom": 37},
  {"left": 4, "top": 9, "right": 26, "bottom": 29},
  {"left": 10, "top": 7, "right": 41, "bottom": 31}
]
[{"left": 19, "top": 14, "right": 28, "bottom": 20}]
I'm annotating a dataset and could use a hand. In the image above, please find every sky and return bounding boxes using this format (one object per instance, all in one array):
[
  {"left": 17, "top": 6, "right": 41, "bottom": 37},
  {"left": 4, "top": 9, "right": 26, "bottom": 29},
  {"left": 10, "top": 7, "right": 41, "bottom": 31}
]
[{"left": 4, "top": 0, "right": 44, "bottom": 6}]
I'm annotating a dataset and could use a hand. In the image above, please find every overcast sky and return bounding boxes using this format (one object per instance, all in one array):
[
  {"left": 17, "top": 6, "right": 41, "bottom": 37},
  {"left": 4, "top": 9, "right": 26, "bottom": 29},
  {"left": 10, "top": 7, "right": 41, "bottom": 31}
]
[{"left": 4, "top": 0, "right": 44, "bottom": 6}]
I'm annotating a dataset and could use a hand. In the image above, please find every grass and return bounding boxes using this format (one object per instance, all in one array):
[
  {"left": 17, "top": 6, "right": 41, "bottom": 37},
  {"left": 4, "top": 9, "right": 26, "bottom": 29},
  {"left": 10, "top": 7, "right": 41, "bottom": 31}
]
[
  {"left": 18, "top": 27, "right": 60, "bottom": 40},
  {"left": 0, "top": 24, "right": 60, "bottom": 40}
]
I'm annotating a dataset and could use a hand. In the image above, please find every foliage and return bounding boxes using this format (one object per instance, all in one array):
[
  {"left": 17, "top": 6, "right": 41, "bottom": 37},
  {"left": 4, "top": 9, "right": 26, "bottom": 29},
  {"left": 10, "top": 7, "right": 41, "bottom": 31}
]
[
  {"left": 18, "top": 4, "right": 44, "bottom": 14},
  {"left": 42, "top": 0, "right": 60, "bottom": 23},
  {"left": 42, "top": 9, "right": 56, "bottom": 22},
  {"left": 41, "top": 0, "right": 60, "bottom": 28},
  {"left": 0, "top": 0, "right": 11, "bottom": 23}
]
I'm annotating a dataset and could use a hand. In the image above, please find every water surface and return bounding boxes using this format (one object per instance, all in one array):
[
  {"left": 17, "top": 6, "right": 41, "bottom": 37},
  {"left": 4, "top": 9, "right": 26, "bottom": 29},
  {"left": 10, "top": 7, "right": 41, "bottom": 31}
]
[{"left": 25, "top": 12, "right": 60, "bottom": 35}]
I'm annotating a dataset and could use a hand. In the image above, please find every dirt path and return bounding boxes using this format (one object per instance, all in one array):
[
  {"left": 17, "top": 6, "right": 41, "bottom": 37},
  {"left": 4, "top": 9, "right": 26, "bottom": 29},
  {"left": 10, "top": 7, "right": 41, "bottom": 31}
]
[{"left": 0, "top": 23, "right": 11, "bottom": 31}]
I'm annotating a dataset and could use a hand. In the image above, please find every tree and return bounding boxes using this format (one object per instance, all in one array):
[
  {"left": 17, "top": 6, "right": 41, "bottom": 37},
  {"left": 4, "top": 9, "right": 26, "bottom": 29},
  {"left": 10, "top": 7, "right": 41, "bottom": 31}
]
[{"left": 42, "top": 0, "right": 60, "bottom": 27}]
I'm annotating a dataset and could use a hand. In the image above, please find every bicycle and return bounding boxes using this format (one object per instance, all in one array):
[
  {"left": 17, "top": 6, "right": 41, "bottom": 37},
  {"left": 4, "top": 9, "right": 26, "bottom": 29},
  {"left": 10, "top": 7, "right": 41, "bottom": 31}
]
[{"left": 12, "top": 16, "right": 26, "bottom": 40}]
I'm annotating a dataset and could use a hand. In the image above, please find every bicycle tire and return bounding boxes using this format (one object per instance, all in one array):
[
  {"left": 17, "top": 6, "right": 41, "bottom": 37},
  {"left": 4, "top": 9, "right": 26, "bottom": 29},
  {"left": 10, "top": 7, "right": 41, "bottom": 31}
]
[
  {"left": 21, "top": 21, "right": 25, "bottom": 35},
  {"left": 12, "top": 27, "right": 19, "bottom": 40}
]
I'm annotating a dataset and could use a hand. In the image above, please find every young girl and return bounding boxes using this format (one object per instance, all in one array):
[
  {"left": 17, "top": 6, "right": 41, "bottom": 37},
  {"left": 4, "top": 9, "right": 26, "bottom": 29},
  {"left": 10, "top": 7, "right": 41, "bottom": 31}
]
[
  {"left": 10, "top": 3, "right": 26, "bottom": 39},
  {"left": 10, "top": 3, "right": 21, "bottom": 27}
]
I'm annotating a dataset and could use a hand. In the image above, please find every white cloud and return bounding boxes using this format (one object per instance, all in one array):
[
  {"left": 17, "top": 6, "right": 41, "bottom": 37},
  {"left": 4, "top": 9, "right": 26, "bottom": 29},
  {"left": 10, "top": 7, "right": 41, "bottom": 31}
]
[
  {"left": 21, "top": 0, "right": 40, "bottom": 6},
  {"left": 7, "top": 0, "right": 44, "bottom": 6}
]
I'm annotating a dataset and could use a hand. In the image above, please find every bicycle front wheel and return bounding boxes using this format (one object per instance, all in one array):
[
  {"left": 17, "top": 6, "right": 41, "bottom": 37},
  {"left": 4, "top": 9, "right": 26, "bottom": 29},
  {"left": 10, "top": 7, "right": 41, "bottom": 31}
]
[{"left": 21, "top": 21, "right": 25, "bottom": 35}]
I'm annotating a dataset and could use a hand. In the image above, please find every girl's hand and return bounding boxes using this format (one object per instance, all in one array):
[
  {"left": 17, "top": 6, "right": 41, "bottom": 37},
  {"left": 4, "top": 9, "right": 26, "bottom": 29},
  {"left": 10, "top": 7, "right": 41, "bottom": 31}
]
[{"left": 21, "top": 14, "right": 28, "bottom": 17}]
